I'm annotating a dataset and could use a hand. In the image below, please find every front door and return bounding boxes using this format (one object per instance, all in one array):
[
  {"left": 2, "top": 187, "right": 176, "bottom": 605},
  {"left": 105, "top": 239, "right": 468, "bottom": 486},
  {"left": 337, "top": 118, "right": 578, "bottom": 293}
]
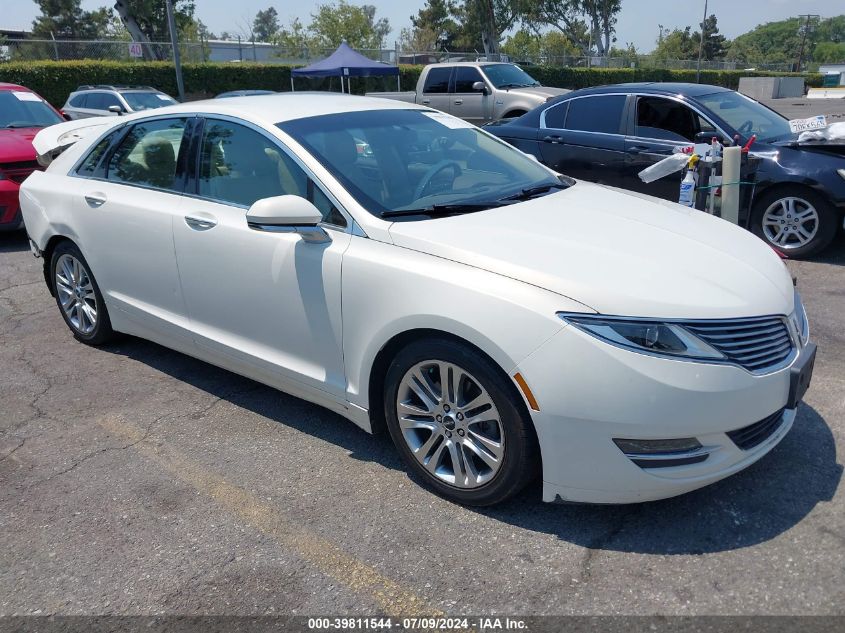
[
  {"left": 72, "top": 116, "right": 192, "bottom": 337},
  {"left": 538, "top": 94, "right": 627, "bottom": 186},
  {"left": 419, "top": 66, "right": 453, "bottom": 115},
  {"left": 623, "top": 95, "right": 718, "bottom": 200},
  {"left": 172, "top": 117, "right": 350, "bottom": 399},
  {"left": 450, "top": 66, "right": 490, "bottom": 125}
]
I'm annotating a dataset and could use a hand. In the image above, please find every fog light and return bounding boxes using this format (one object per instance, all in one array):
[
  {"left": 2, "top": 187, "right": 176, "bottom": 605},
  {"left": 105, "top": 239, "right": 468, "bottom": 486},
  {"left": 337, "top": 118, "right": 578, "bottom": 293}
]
[{"left": 613, "top": 437, "right": 709, "bottom": 469}]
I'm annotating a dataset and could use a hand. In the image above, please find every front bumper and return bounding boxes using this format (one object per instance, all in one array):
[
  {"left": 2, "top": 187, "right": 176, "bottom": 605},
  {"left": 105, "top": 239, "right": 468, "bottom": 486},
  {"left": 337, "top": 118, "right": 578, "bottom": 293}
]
[
  {"left": 516, "top": 323, "right": 809, "bottom": 504},
  {"left": 0, "top": 180, "right": 24, "bottom": 230}
]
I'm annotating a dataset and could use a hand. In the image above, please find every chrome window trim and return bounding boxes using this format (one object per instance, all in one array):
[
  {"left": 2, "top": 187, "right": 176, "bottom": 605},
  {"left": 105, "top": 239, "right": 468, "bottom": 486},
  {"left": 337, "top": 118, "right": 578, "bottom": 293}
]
[
  {"left": 192, "top": 113, "right": 354, "bottom": 233},
  {"left": 557, "top": 311, "right": 798, "bottom": 376},
  {"left": 540, "top": 92, "right": 731, "bottom": 142}
]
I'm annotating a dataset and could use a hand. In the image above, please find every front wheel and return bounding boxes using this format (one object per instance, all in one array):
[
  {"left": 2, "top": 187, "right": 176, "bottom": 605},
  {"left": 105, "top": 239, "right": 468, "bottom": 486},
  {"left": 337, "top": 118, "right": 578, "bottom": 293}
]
[
  {"left": 751, "top": 188, "right": 838, "bottom": 258},
  {"left": 384, "top": 338, "right": 538, "bottom": 506}
]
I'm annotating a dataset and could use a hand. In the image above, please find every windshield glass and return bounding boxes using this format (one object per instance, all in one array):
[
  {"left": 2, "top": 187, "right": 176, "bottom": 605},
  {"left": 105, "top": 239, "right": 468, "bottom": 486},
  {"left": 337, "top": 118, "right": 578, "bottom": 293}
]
[
  {"left": 277, "top": 109, "right": 562, "bottom": 218},
  {"left": 481, "top": 64, "right": 540, "bottom": 88},
  {"left": 0, "top": 91, "right": 62, "bottom": 129},
  {"left": 121, "top": 91, "right": 177, "bottom": 111},
  {"left": 697, "top": 90, "right": 792, "bottom": 142}
]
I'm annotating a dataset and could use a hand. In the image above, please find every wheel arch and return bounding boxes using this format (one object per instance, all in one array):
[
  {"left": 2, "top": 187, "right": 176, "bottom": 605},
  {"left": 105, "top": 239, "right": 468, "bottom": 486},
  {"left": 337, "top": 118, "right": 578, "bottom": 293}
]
[
  {"left": 366, "top": 327, "right": 539, "bottom": 456},
  {"left": 41, "top": 234, "right": 77, "bottom": 296}
]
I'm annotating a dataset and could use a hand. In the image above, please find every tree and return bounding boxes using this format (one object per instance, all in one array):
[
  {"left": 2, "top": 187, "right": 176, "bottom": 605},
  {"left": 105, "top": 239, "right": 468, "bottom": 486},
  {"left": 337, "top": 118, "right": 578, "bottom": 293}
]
[
  {"left": 31, "top": 0, "right": 112, "bottom": 39},
  {"left": 253, "top": 7, "right": 279, "bottom": 43},
  {"left": 502, "top": 28, "right": 580, "bottom": 62},
  {"left": 406, "top": 0, "right": 461, "bottom": 51},
  {"left": 652, "top": 25, "right": 698, "bottom": 60},
  {"left": 699, "top": 14, "right": 727, "bottom": 60},
  {"left": 582, "top": 0, "right": 621, "bottom": 56},
  {"left": 113, "top": 0, "right": 196, "bottom": 41},
  {"left": 452, "top": 0, "right": 523, "bottom": 55},
  {"left": 726, "top": 17, "right": 805, "bottom": 65},
  {"left": 308, "top": 1, "right": 390, "bottom": 49},
  {"left": 521, "top": 0, "right": 621, "bottom": 56}
]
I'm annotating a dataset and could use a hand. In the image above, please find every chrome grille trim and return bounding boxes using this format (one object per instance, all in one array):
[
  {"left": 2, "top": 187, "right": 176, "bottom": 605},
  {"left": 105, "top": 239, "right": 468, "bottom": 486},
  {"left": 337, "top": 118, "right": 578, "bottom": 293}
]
[{"left": 680, "top": 316, "right": 795, "bottom": 373}]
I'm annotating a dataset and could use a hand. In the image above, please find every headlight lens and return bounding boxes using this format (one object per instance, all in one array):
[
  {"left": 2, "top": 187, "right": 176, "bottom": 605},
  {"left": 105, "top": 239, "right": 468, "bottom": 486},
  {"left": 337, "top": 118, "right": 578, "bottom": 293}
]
[
  {"left": 792, "top": 289, "right": 809, "bottom": 346},
  {"left": 559, "top": 314, "right": 726, "bottom": 360}
]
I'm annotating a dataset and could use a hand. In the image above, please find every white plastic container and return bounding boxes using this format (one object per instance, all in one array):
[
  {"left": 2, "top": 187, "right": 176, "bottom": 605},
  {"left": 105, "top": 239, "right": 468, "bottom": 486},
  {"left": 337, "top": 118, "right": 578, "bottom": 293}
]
[{"left": 678, "top": 171, "right": 696, "bottom": 207}]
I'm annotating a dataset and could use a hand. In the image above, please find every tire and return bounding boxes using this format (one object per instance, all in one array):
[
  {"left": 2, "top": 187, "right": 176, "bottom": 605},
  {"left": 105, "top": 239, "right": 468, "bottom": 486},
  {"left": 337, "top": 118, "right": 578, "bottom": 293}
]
[
  {"left": 383, "top": 338, "right": 539, "bottom": 506},
  {"left": 50, "top": 241, "right": 116, "bottom": 345},
  {"left": 751, "top": 187, "right": 838, "bottom": 259}
]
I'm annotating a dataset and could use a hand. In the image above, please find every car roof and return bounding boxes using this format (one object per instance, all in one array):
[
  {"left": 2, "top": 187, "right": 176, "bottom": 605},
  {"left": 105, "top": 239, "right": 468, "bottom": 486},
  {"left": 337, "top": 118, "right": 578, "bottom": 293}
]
[
  {"left": 0, "top": 82, "right": 31, "bottom": 92},
  {"left": 566, "top": 82, "right": 732, "bottom": 98},
  {"left": 126, "top": 92, "right": 429, "bottom": 125},
  {"left": 425, "top": 61, "right": 510, "bottom": 68}
]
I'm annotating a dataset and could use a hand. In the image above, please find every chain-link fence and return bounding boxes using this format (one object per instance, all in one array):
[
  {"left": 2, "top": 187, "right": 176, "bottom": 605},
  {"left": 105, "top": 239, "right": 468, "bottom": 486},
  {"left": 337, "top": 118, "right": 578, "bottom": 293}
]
[{"left": 0, "top": 38, "right": 796, "bottom": 72}]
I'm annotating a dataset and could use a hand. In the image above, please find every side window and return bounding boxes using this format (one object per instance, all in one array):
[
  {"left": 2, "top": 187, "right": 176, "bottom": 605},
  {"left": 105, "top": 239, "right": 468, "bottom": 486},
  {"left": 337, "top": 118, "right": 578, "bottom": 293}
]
[
  {"left": 106, "top": 117, "right": 188, "bottom": 191},
  {"left": 76, "top": 129, "right": 122, "bottom": 177},
  {"left": 69, "top": 94, "right": 87, "bottom": 108},
  {"left": 453, "top": 67, "right": 483, "bottom": 93},
  {"left": 636, "top": 96, "right": 701, "bottom": 142},
  {"left": 542, "top": 102, "right": 568, "bottom": 129},
  {"left": 86, "top": 93, "right": 107, "bottom": 110},
  {"left": 198, "top": 120, "right": 308, "bottom": 208},
  {"left": 99, "top": 93, "right": 122, "bottom": 109},
  {"left": 310, "top": 182, "right": 347, "bottom": 227},
  {"left": 423, "top": 67, "right": 451, "bottom": 94},
  {"left": 565, "top": 95, "right": 626, "bottom": 134}
]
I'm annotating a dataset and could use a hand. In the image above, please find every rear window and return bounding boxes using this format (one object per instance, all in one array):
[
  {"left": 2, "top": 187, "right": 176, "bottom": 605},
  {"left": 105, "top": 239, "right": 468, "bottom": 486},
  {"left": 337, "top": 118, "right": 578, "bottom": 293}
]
[
  {"left": 423, "top": 68, "right": 451, "bottom": 94},
  {"left": 565, "top": 95, "right": 626, "bottom": 135}
]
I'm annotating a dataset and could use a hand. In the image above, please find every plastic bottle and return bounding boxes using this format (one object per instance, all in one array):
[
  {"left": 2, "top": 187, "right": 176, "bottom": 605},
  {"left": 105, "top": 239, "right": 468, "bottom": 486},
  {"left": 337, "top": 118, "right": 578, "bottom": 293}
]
[{"left": 678, "top": 170, "right": 696, "bottom": 207}]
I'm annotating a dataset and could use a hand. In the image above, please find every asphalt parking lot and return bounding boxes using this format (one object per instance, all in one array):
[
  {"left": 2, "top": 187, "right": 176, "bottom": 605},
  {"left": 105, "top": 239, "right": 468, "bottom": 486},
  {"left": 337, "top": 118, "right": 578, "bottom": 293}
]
[{"left": 1, "top": 228, "right": 843, "bottom": 616}]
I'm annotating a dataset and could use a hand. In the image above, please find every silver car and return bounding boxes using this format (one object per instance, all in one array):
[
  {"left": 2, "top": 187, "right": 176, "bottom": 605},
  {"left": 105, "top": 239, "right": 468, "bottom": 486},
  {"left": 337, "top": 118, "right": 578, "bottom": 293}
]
[{"left": 61, "top": 85, "right": 178, "bottom": 119}]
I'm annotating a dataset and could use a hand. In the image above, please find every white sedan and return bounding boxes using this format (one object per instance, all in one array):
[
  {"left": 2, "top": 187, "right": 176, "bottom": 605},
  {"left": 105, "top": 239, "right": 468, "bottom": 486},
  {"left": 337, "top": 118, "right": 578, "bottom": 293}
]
[{"left": 21, "top": 94, "right": 816, "bottom": 506}]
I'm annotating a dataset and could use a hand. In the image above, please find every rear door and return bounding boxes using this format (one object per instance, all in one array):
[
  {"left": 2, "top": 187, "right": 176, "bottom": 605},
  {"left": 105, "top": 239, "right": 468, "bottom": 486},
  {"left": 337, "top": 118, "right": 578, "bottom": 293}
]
[
  {"left": 450, "top": 66, "right": 490, "bottom": 124},
  {"left": 538, "top": 94, "right": 627, "bottom": 186},
  {"left": 623, "top": 95, "right": 718, "bottom": 200},
  {"left": 419, "top": 67, "right": 453, "bottom": 115}
]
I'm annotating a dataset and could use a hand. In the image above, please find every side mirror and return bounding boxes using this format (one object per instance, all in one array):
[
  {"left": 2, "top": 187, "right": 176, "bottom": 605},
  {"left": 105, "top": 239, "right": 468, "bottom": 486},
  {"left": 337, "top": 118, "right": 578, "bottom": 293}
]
[
  {"left": 472, "top": 81, "right": 489, "bottom": 95},
  {"left": 246, "top": 195, "right": 330, "bottom": 243},
  {"left": 108, "top": 105, "right": 124, "bottom": 116}
]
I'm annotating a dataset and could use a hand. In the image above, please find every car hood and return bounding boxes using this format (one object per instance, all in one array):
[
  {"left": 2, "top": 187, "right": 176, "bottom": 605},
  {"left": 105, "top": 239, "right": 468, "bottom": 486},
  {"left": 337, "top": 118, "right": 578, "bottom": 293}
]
[
  {"left": 506, "top": 86, "right": 570, "bottom": 101},
  {"left": 388, "top": 182, "right": 794, "bottom": 319},
  {"left": 0, "top": 127, "right": 40, "bottom": 163}
]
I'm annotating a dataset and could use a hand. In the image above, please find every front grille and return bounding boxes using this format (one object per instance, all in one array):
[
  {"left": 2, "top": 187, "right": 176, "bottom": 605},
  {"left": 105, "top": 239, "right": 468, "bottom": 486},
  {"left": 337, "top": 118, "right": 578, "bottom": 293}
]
[
  {"left": 1, "top": 160, "right": 41, "bottom": 184},
  {"left": 680, "top": 316, "right": 794, "bottom": 372},
  {"left": 726, "top": 408, "right": 786, "bottom": 450}
]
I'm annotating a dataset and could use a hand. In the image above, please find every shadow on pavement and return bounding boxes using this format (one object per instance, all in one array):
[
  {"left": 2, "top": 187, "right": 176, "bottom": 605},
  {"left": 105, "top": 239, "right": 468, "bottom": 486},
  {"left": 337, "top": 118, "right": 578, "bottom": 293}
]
[
  {"left": 0, "top": 229, "right": 29, "bottom": 253},
  {"left": 103, "top": 335, "right": 841, "bottom": 556}
]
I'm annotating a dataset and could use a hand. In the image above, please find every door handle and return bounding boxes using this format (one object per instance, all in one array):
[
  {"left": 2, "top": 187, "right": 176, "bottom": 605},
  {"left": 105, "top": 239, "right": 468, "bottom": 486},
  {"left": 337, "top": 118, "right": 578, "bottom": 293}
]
[
  {"left": 184, "top": 215, "right": 217, "bottom": 231},
  {"left": 543, "top": 135, "right": 562, "bottom": 144},
  {"left": 421, "top": 99, "right": 430, "bottom": 105},
  {"left": 84, "top": 194, "right": 107, "bottom": 208},
  {"left": 454, "top": 99, "right": 463, "bottom": 105},
  {"left": 628, "top": 145, "right": 671, "bottom": 155}
]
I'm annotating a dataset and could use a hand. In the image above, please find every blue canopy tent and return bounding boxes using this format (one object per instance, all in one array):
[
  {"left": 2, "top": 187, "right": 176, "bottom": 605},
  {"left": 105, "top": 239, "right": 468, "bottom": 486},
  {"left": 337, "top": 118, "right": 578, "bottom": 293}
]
[{"left": 290, "top": 41, "right": 400, "bottom": 93}]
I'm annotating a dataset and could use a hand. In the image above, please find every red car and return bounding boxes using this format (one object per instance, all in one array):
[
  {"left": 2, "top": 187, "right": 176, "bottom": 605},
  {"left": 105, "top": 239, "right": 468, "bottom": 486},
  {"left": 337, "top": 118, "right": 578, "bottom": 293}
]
[{"left": 0, "top": 83, "right": 65, "bottom": 231}]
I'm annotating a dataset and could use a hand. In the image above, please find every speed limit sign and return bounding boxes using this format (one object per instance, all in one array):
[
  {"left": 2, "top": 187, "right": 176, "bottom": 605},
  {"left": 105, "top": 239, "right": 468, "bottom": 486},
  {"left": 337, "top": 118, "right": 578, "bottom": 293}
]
[{"left": 128, "top": 42, "right": 143, "bottom": 58}]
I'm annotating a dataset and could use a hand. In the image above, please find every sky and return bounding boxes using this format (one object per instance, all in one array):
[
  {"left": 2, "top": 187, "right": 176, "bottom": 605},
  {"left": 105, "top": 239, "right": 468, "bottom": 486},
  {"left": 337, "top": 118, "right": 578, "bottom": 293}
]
[{"left": 4, "top": 0, "right": 843, "bottom": 52}]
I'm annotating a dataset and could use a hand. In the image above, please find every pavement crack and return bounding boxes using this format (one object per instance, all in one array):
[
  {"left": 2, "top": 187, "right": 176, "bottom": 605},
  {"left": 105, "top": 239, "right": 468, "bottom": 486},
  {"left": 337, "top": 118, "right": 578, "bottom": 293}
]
[
  {"left": 0, "top": 438, "right": 26, "bottom": 463},
  {"left": 578, "top": 507, "right": 641, "bottom": 585}
]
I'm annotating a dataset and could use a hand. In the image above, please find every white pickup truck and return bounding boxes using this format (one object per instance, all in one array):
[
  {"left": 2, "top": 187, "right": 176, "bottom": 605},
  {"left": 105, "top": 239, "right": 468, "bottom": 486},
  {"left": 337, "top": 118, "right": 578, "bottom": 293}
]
[{"left": 366, "top": 62, "right": 569, "bottom": 125}]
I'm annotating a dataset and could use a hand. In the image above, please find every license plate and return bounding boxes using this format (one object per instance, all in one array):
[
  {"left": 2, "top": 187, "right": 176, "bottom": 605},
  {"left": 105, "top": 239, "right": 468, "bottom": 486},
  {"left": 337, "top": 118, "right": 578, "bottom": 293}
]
[
  {"left": 788, "top": 115, "right": 827, "bottom": 134},
  {"left": 787, "top": 343, "right": 816, "bottom": 409}
]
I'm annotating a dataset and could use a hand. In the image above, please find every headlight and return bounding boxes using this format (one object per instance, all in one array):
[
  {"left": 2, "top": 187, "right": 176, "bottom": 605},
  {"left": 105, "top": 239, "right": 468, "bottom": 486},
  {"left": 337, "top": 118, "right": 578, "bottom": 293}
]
[
  {"left": 792, "top": 289, "right": 809, "bottom": 346},
  {"left": 558, "top": 314, "right": 725, "bottom": 360}
]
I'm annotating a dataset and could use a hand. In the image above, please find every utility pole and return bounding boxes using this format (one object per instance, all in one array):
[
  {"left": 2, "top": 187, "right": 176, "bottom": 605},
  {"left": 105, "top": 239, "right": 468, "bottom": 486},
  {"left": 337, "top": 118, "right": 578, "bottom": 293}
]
[
  {"left": 795, "top": 14, "right": 819, "bottom": 73},
  {"left": 166, "top": 0, "right": 185, "bottom": 101},
  {"left": 696, "top": 0, "right": 708, "bottom": 83}
]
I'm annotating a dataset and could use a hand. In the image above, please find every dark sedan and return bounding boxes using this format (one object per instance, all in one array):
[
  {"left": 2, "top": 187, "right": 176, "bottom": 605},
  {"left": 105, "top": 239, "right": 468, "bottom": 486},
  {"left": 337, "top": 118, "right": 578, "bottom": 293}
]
[{"left": 487, "top": 83, "right": 845, "bottom": 257}]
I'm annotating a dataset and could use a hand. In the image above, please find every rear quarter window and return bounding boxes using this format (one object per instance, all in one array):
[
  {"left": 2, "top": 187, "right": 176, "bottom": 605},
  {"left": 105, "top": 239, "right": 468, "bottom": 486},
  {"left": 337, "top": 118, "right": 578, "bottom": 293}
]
[{"left": 565, "top": 95, "right": 626, "bottom": 134}]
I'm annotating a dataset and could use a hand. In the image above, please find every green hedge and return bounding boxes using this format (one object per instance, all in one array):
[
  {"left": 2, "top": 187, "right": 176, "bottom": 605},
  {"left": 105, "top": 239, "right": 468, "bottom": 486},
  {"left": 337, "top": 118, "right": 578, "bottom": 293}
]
[{"left": 0, "top": 60, "right": 824, "bottom": 108}]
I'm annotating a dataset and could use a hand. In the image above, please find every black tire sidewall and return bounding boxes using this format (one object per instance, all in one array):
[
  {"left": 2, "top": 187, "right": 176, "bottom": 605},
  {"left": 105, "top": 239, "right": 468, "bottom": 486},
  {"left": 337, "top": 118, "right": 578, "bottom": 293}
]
[
  {"left": 383, "top": 338, "right": 538, "bottom": 506},
  {"left": 751, "top": 188, "right": 838, "bottom": 258},
  {"left": 50, "top": 241, "right": 115, "bottom": 345}
]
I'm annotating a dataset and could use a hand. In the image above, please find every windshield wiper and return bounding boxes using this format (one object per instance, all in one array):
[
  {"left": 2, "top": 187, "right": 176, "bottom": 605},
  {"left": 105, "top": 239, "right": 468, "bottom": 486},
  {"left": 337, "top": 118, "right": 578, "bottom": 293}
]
[
  {"left": 2, "top": 123, "right": 42, "bottom": 129},
  {"left": 497, "top": 82, "right": 532, "bottom": 89},
  {"left": 381, "top": 202, "right": 506, "bottom": 219},
  {"left": 498, "top": 182, "right": 567, "bottom": 202}
]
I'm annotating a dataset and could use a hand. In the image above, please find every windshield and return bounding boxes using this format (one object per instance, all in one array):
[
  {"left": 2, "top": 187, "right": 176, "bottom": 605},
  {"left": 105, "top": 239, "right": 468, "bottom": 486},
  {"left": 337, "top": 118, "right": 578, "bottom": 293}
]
[
  {"left": 121, "top": 91, "right": 177, "bottom": 111},
  {"left": 0, "top": 91, "right": 62, "bottom": 129},
  {"left": 697, "top": 90, "right": 792, "bottom": 142},
  {"left": 277, "top": 109, "right": 562, "bottom": 219},
  {"left": 481, "top": 64, "right": 540, "bottom": 89}
]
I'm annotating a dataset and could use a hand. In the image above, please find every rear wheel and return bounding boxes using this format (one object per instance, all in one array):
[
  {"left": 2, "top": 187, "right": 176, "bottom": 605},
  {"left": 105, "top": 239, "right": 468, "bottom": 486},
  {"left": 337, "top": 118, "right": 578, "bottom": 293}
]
[
  {"left": 384, "top": 338, "right": 538, "bottom": 506},
  {"left": 50, "top": 241, "right": 116, "bottom": 345},
  {"left": 751, "top": 188, "right": 838, "bottom": 258}
]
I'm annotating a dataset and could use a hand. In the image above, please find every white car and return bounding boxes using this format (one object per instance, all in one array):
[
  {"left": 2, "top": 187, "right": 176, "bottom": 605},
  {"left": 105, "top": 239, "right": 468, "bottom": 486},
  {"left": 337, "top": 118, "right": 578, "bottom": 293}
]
[{"left": 20, "top": 94, "right": 816, "bottom": 506}]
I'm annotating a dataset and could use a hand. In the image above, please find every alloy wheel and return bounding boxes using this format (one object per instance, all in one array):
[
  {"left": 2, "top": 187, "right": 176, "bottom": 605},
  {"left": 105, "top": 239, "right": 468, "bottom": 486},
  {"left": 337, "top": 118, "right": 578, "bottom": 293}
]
[
  {"left": 761, "top": 197, "right": 819, "bottom": 250},
  {"left": 55, "top": 253, "right": 98, "bottom": 335},
  {"left": 395, "top": 360, "right": 504, "bottom": 489}
]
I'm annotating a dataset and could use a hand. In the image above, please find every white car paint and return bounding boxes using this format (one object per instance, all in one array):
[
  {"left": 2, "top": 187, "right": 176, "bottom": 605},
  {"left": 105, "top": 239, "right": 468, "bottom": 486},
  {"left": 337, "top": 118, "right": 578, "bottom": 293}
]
[{"left": 21, "top": 93, "right": 812, "bottom": 504}]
